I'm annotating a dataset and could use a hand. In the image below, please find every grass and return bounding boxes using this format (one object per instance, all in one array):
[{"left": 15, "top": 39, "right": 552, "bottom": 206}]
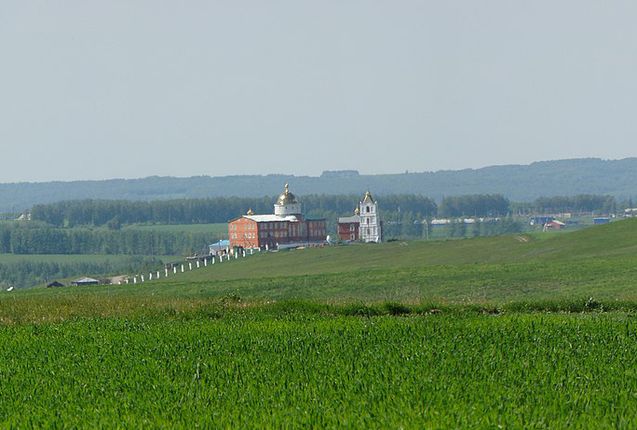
[
  {"left": 1, "top": 219, "right": 637, "bottom": 427},
  {"left": 1, "top": 311, "right": 637, "bottom": 428},
  {"left": 8, "top": 217, "right": 634, "bottom": 309},
  {"left": 123, "top": 223, "right": 227, "bottom": 236}
]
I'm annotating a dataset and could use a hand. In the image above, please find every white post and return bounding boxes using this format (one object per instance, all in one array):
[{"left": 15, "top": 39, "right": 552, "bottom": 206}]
[
  {"left": 242, "top": 250, "right": 246, "bottom": 257},
  {"left": 173, "top": 266, "right": 177, "bottom": 274},
  {"left": 181, "top": 264, "right": 185, "bottom": 273},
  {"left": 149, "top": 273, "right": 153, "bottom": 280},
  {"left": 141, "top": 275, "right": 145, "bottom": 283},
  {"left": 265, "top": 244, "right": 269, "bottom": 251},
  {"left": 204, "top": 258, "right": 208, "bottom": 267},
  {"left": 157, "top": 271, "right": 160, "bottom": 279},
  {"left": 189, "top": 262, "right": 192, "bottom": 271},
  {"left": 196, "top": 260, "right": 200, "bottom": 269},
  {"left": 126, "top": 278, "right": 129, "bottom": 284},
  {"left": 133, "top": 276, "right": 137, "bottom": 284},
  {"left": 235, "top": 252, "right": 238, "bottom": 259},
  {"left": 250, "top": 248, "right": 254, "bottom": 255},
  {"left": 165, "top": 268, "right": 169, "bottom": 277}
]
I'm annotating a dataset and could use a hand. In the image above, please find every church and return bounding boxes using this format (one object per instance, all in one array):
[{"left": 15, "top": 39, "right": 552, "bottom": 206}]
[
  {"left": 228, "top": 184, "right": 327, "bottom": 250},
  {"left": 337, "top": 191, "right": 383, "bottom": 243}
]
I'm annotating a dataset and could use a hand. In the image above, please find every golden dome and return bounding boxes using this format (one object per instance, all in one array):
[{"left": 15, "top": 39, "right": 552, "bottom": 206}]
[
  {"left": 354, "top": 207, "right": 360, "bottom": 215},
  {"left": 246, "top": 208, "right": 255, "bottom": 215},
  {"left": 276, "top": 183, "right": 298, "bottom": 205},
  {"left": 362, "top": 191, "right": 375, "bottom": 204}
]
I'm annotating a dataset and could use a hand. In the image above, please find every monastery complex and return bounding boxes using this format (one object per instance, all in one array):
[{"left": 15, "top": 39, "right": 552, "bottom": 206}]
[{"left": 228, "top": 184, "right": 383, "bottom": 250}]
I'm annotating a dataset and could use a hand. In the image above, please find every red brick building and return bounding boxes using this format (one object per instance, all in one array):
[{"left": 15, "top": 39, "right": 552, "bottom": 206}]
[
  {"left": 228, "top": 184, "right": 327, "bottom": 250},
  {"left": 337, "top": 208, "right": 361, "bottom": 241}
]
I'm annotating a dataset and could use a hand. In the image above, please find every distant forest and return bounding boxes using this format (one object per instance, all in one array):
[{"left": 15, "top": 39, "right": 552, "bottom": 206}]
[
  {"left": 1, "top": 158, "right": 637, "bottom": 212},
  {"left": 0, "top": 193, "right": 609, "bottom": 256},
  {"left": 29, "top": 193, "right": 620, "bottom": 229}
]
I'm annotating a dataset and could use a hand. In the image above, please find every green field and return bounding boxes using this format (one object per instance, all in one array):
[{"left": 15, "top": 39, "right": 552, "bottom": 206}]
[
  {"left": 1, "top": 311, "right": 637, "bottom": 428},
  {"left": 124, "top": 223, "right": 227, "bottom": 236},
  {"left": 16, "top": 217, "right": 632, "bottom": 308},
  {"left": 2, "top": 220, "right": 637, "bottom": 427}
]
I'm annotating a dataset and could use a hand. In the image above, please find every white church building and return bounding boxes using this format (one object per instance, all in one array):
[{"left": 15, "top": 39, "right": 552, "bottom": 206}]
[{"left": 337, "top": 191, "right": 382, "bottom": 243}]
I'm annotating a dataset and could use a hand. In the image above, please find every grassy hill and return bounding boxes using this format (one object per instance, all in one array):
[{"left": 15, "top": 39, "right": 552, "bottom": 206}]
[
  {"left": 3, "top": 218, "right": 637, "bottom": 427},
  {"left": 5, "top": 218, "right": 637, "bottom": 322}
]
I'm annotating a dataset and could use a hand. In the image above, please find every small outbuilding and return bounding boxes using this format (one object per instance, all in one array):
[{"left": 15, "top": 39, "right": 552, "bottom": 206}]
[
  {"left": 46, "top": 281, "right": 65, "bottom": 288},
  {"left": 71, "top": 277, "right": 100, "bottom": 286},
  {"left": 593, "top": 217, "right": 611, "bottom": 225},
  {"left": 543, "top": 220, "right": 566, "bottom": 231},
  {"left": 209, "top": 239, "right": 230, "bottom": 256}
]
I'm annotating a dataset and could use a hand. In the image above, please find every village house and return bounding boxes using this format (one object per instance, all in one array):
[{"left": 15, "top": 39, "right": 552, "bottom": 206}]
[{"left": 228, "top": 184, "right": 327, "bottom": 250}]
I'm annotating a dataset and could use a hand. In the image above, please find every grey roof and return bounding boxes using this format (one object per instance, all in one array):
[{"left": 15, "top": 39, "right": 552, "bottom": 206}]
[
  {"left": 72, "top": 277, "right": 100, "bottom": 283},
  {"left": 338, "top": 215, "right": 361, "bottom": 224}
]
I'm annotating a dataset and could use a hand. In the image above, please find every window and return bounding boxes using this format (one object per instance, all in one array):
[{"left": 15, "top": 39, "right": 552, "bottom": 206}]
[{"left": 366, "top": 206, "right": 370, "bottom": 213}]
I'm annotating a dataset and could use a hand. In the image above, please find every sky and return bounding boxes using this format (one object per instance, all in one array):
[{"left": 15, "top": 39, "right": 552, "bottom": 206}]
[{"left": 1, "top": 1, "right": 636, "bottom": 183}]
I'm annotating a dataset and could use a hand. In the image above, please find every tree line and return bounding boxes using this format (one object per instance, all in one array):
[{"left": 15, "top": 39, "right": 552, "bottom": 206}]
[
  {"left": 30, "top": 195, "right": 438, "bottom": 227},
  {"left": 0, "top": 256, "right": 162, "bottom": 289},
  {"left": 28, "top": 193, "right": 624, "bottom": 228},
  {"left": 523, "top": 195, "right": 617, "bottom": 214},
  {"left": 0, "top": 223, "right": 213, "bottom": 256}
]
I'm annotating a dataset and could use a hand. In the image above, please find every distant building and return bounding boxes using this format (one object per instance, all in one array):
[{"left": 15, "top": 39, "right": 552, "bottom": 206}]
[
  {"left": 337, "top": 208, "right": 361, "bottom": 241},
  {"left": 530, "top": 216, "right": 555, "bottom": 226},
  {"left": 16, "top": 212, "right": 31, "bottom": 221},
  {"left": 337, "top": 191, "right": 382, "bottom": 243},
  {"left": 209, "top": 239, "right": 230, "bottom": 256},
  {"left": 71, "top": 277, "right": 100, "bottom": 286},
  {"left": 543, "top": 220, "right": 566, "bottom": 231},
  {"left": 593, "top": 217, "right": 611, "bottom": 225},
  {"left": 430, "top": 219, "right": 452, "bottom": 227},
  {"left": 46, "top": 281, "right": 65, "bottom": 288},
  {"left": 228, "top": 184, "right": 327, "bottom": 250}
]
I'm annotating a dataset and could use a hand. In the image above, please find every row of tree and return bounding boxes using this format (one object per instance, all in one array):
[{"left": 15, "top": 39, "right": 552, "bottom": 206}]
[
  {"left": 0, "top": 256, "right": 162, "bottom": 289},
  {"left": 513, "top": 194, "right": 618, "bottom": 214},
  {"left": 30, "top": 194, "right": 520, "bottom": 227},
  {"left": 0, "top": 224, "right": 212, "bottom": 255},
  {"left": 30, "top": 193, "right": 624, "bottom": 229}
]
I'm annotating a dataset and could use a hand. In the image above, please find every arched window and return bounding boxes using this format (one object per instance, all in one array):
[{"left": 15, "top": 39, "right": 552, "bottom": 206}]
[{"left": 366, "top": 206, "right": 370, "bottom": 213}]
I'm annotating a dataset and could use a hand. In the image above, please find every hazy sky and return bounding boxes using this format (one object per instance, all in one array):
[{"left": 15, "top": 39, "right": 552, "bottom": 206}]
[{"left": 1, "top": 1, "right": 636, "bottom": 183}]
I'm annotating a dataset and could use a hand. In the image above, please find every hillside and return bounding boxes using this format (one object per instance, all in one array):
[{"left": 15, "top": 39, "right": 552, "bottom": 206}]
[
  {"left": 1, "top": 157, "right": 637, "bottom": 212},
  {"left": 11, "top": 219, "right": 637, "bottom": 316}
]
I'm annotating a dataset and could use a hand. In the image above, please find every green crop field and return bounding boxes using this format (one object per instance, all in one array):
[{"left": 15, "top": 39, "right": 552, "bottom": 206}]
[
  {"left": 15, "top": 217, "right": 634, "bottom": 307},
  {"left": 2, "top": 219, "right": 637, "bottom": 427},
  {"left": 124, "top": 223, "right": 227, "bottom": 236},
  {"left": 1, "top": 309, "right": 637, "bottom": 428}
]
